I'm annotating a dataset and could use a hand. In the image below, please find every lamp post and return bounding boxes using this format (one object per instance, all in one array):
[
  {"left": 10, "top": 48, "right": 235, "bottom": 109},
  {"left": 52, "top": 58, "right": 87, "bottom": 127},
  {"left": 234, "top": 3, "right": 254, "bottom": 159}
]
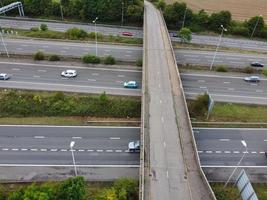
[
  {"left": 121, "top": 1, "right": 124, "bottom": 26},
  {"left": 223, "top": 140, "right": 247, "bottom": 189},
  {"left": 70, "top": 141, "right": 77, "bottom": 176},
  {"left": 181, "top": 7, "right": 187, "bottom": 29},
  {"left": 250, "top": 15, "right": 262, "bottom": 39},
  {"left": 0, "top": 32, "right": 9, "bottom": 58},
  {"left": 210, "top": 24, "right": 227, "bottom": 71},
  {"left": 59, "top": 0, "right": 64, "bottom": 21},
  {"left": 92, "top": 17, "right": 98, "bottom": 56}
]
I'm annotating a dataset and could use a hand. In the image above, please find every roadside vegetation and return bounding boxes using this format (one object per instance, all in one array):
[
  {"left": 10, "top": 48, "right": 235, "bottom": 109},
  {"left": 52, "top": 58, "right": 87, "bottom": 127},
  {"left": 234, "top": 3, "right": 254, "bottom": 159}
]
[
  {"left": 152, "top": 0, "right": 267, "bottom": 41},
  {"left": 0, "top": 90, "right": 141, "bottom": 119},
  {"left": 0, "top": 176, "right": 139, "bottom": 200}
]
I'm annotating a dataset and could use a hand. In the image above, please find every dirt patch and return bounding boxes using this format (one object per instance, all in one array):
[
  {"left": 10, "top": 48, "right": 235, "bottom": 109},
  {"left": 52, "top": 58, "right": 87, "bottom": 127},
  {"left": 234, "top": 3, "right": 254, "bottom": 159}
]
[{"left": 166, "top": 0, "right": 267, "bottom": 21}]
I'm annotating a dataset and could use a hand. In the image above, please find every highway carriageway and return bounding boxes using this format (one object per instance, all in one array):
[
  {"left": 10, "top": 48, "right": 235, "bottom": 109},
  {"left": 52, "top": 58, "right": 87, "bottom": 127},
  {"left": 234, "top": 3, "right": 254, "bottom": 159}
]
[{"left": 1, "top": 62, "right": 267, "bottom": 105}]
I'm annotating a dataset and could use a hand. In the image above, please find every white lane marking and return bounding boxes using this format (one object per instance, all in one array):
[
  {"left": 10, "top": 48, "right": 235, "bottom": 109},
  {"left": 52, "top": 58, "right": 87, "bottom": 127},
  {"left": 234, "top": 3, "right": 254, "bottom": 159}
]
[
  {"left": 115, "top": 150, "right": 122, "bottom": 152},
  {"left": 60, "top": 50, "right": 67, "bottom": 53},
  {"left": 223, "top": 82, "right": 231, "bottom": 84},
  {"left": 160, "top": 100, "right": 162, "bottom": 104},
  {"left": 88, "top": 79, "right": 96, "bottom": 81},
  {"left": 92, "top": 73, "right": 99, "bottom": 76},
  {"left": 224, "top": 151, "right": 231, "bottom": 154},
  {"left": 158, "top": 83, "right": 161, "bottom": 88},
  {"left": 256, "top": 90, "right": 263, "bottom": 93},
  {"left": 63, "top": 47, "right": 70, "bottom": 50},
  {"left": 118, "top": 75, "right": 125, "bottom": 78},
  {"left": 126, "top": 51, "right": 132, "bottom": 53},
  {"left": 243, "top": 151, "right": 249, "bottom": 154},
  {"left": 251, "top": 151, "right": 257, "bottom": 154},
  {"left": 228, "top": 88, "right": 235, "bottom": 91},
  {"left": 260, "top": 151, "right": 265, "bottom": 154},
  {"left": 42, "top": 45, "right": 49, "bottom": 48},
  {"left": 104, "top": 49, "right": 111, "bottom": 52},
  {"left": 38, "top": 70, "right": 47, "bottom": 72},
  {"left": 78, "top": 149, "right": 85, "bottom": 152},
  {"left": 41, "top": 149, "right": 47, "bottom": 151},
  {"left": 30, "top": 149, "right": 38, "bottom": 151},
  {"left": 21, "top": 44, "right": 28, "bottom": 47},
  {"left": 250, "top": 83, "right": 258, "bottom": 86},
  {"left": 72, "top": 137, "right": 82, "bottom": 139},
  {"left": 198, "top": 151, "right": 203, "bottom": 153},
  {"left": 12, "top": 148, "right": 19, "bottom": 151},
  {"left": 206, "top": 151, "right": 212, "bottom": 153},
  {"left": 0, "top": 164, "right": 139, "bottom": 167},
  {"left": 2, "top": 148, "right": 8, "bottom": 151},
  {"left": 161, "top": 117, "right": 164, "bottom": 123},
  {"left": 60, "top": 149, "right": 67, "bottom": 152},
  {"left": 233, "top": 151, "right": 240, "bottom": 154},
  {"left": 198, "top": 80, "right": 205, "bottom": 83},
  {"left": 109, "top": 137, "right": 120, "bottom": 140},
  {"left": 34, "top": 136, "right": 45, "bottom": 139},
  {"left": 157, "top": 71, "right": 160, "bottom": 75},
  {"left": 21, "top": 148, "right": 28, "bottom": 151},
  {"left": 166, "top": 170, "right": 169, "bottom": 179},
  {"left": 125, "top": 55, "right": 131, "bottom": 57},
  {"left": 200, "top": 86, "right": 207, "bottom": 89},
  {"left": 16, "top": 48, "right": 23, "bottom": 50},
  {"left": 264, "top": 140, "right": 267, "bottom": 142},
  {"left": 87, "top": 150, "right": 94, "bottom": 152},
  {"left": 219, "top": 139, "right": 230, "bottom": 141},
  {"left": 12, "top": 68, "right": 20, "bottom": 71},
  {"left": 0, "top": 125, "right": 140, "bottom": 128},
  {"left": 106, "top": 150, "right": 113, "bottom": 152},
  {"left": 163, "top": 142, "right": 166, "bottom": 148},
  {"left": 33, "top": 75, "right": 40, "bottom": 78},
  {"left": 50, "top": 149, "right": 58, "bottom": 152},
  {"left": 215, "top": 151, "right": 222, "bottom": 153},
  {"left": 97, "top": 150, "right": 103, "bottom": 152}
]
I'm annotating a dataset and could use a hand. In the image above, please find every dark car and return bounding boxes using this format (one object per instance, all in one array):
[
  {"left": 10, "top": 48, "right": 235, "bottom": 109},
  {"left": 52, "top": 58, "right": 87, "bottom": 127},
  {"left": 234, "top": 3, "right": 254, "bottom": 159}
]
[{"left": 250, "top": 62, "right": 264, "bottom": 67}]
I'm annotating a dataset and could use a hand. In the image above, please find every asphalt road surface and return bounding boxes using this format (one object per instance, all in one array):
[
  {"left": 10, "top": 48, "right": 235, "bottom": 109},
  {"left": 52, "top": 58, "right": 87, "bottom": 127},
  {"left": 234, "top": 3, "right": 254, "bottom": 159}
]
[
  {"left": 0, "top": 61, "right": 141, "bottom": 96},
  {"left": 2, "top": 18, "right": 267, "bottom": 52},
  {"left": 181, "top": 72, "right": 267, "bottom": 105},
  {"left": 0, "top": 125, "right": 140, "bottom": 165},
  {"left": 194, "top": 128, "right": 267, "bottom": 166}
]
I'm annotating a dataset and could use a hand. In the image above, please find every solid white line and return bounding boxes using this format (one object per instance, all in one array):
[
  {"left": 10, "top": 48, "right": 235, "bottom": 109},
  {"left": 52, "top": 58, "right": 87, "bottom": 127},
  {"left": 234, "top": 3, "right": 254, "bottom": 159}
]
[
  {"left": 194, "top": 127, "right": 267, "bottom": 130},
  {"left": 72, "top": 137, "right": 82, "bottom": 139},
  {"left": 0, "top": 164, "right": 139, "bottom": 167},
  {"left": 201, "top": 165, "right": 267, "bottom": 168},
  {"left": 0, "top": 125, "right": 140, "bottom": 128},
  {"left": 109, "top": 137, "right": 120, "bottom": 140}
]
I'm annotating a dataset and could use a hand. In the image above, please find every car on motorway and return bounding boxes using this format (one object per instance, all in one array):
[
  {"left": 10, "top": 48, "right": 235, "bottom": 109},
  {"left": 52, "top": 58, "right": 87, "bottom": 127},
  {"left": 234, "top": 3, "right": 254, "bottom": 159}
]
[
  {"left": 123, "top": 81, "right": 138, "bottom": 88},
  {"left": 250, "top": 62, "right": 264, "bottom": 67},
  {"left": 61, "top": 70, "right": 77, "bottom": 78},
  {"left": 128, "top": 140, "right": 140, "bottom": 152},
  {"left": 122, "top": 31, "right": 133, "bottom": 37},
  {"left": 243, "top": 76, "right": 260, "bottom": 83},
  {"left": 0, "top": 73, "right": 11, "bottom": 80}
]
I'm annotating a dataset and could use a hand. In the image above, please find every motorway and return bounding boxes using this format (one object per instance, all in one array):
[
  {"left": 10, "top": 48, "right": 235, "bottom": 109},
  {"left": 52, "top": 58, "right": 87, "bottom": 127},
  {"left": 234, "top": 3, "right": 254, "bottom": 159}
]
[
  {"left": 194, "top": 128, "right": 267, "bottom": 166},
  {"left": 2, "top": 18, "right": 267, "bottom": 52},
  {"left": 0, "top": 125, "right": 140, "bottom": 165},
  {"left": 1, "top": 38, "right": 266, "bottom": 68}
]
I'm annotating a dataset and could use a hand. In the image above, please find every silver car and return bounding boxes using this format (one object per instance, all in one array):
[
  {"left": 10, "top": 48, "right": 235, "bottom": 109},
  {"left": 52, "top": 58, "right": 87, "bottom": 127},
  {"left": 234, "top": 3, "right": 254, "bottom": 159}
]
[{"left": 61, "top": 70, "right": 77, "bottom": 78}]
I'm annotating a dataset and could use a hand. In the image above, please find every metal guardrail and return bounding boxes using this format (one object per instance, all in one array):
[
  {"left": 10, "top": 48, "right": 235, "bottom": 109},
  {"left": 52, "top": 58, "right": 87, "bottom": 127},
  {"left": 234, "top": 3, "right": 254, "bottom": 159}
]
[{"left": 160, "top": 9, "right": 217, "bottom": 200}]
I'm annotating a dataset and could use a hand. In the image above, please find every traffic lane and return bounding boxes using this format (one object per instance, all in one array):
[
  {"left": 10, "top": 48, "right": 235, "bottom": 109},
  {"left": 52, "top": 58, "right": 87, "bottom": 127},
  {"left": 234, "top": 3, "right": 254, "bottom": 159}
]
[
  {"left": 0, "top": 125, "right": 140, "bottom": 138},
  {"left": 3, "top": 38, "right": 142, "bottom": 61},
  {"left": 0, "top": 151, "right": 140, "bottom": 165},
  {"left": 0, "top": 18, "right": 143, "bottom": 38},
  {"left": 176, "top": 50, "right": 267, "bottom": 68}
]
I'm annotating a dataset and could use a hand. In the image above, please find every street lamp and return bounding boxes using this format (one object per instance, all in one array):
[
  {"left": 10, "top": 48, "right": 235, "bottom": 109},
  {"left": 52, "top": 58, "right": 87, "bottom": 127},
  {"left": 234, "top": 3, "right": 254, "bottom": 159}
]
[
  {"left": 92, "top": 17, "right": 98, "bottom": 56},
  {"left": 223, "top": 140, "right": 247, "bottom": 189},
  {"left": 210, "top": 24, "right": 227, "bottom": 71},
  {"left": 0, "top": 32, "right": 9, "bottom": 58},
  {"left": 181, "top": 7, "right": 187, "bottom": 29},
  {"left": 250, "top": 15, "right": 262, "bottom": 39},
  {"left": 59, "top": 0, "right": 64, "bottom": 21},
  {"left": 70, "top": 141, "right": 77, "bottom": 176},
  {"left": 121, "top": 1, "right": 124, "bottom": 26}
]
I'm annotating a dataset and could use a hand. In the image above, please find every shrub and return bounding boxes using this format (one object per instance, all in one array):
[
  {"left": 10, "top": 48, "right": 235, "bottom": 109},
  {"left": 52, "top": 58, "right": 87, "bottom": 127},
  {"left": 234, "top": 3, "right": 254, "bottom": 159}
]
[
  {"left": 262, "top": 69, "right": 267, "bottom": 76},
  {"left": 82, "top": 54, "right": 101, "bottom": 64},
  {"left": 66, "top": 28, "right": 88, "bottom": 40},
  {"left": 188, "top": 93, "right": 209, "bottom": 117},
  {"left": 30, "top": 27, "right": 39, "bottom": 32},
  {"left": 49, "top": 54, "right": 60, "bottom": 61},
  {"left": 136, "top": 59, "right": 142, "bottom": 67},
  {"left": 216, "top": 66, "right": 228, "bottom": 72},
  {"left": 34, "top": 51, "right": 45, "bottom": 60},
  {"left": 231, "top": 26, "right": 249, "bottom": 37},
  {"left": 104, "top": 55, "right": 116, "bottom": 65},
  {"left": 243, "top": 66, "right": 255, "bottom": 74},
  {"left": 40, "top": 24, "right": 48, "bottom": 31}
]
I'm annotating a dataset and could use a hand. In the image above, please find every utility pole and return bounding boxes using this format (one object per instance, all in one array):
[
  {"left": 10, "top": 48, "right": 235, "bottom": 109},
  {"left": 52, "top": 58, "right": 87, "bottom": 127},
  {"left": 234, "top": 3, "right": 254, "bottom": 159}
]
[
  {"left": 92, "top": 17, "right": 98, "bottom": 56},
  {"left": 250, "top": 15, "right": 262, "bottom": 39},
  {"left": 121, "top": 1, "right": 124, "bottom": 26},
  {"left": 182, "top": 7, "right": 187, "bottom": 29}
]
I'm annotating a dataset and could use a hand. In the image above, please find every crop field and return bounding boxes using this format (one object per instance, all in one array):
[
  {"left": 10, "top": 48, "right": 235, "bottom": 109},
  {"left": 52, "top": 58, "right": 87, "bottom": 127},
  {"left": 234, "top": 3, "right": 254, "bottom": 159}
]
[{"left": 166, "top": 0, "right": 267, "bottom": 21}]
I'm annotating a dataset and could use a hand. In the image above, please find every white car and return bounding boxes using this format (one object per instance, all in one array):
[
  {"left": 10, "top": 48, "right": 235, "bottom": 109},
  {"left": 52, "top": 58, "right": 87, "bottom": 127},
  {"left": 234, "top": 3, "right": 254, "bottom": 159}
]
[
  {"left": 61, "top": 70, "right": 77, "bottom": 78},
  {"left": 128, "top": 140, "right": 140, "bottom": 152},
  {"left": 244, "top": 76, "right": 260, "bottom": 83},
  {"left": 0, "top": 73, "right": 11, "bottom": 80}
]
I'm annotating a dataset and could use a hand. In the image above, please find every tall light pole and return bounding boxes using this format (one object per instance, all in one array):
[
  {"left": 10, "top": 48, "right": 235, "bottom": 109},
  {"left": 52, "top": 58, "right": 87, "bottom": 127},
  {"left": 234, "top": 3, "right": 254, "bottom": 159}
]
[
  {"left": 92, "top": 17, "right": 98, "bottom": 56},
  {"left": 70, "top": 141, "right": 77, "bottom": 176},
  {"left": 250, "top": 15, "right": 262, "bottom": 39},
  {"left": 181, "top": 7, "right": 187, "bottom": 29},
  {"left": 223, "top": 140, "right": 247, "bottom": 189},
  {"left": 210, "top": 24, "right": 227, "bottom": 70},
  {"left": 59, "top": 0, "right": 64, "bottom": 21},
  {"left": 0, "top": 32, "right": 9, "bottom": 58},
  {"left": 121, "top": 1, "right": 124, "bottom": 26}
]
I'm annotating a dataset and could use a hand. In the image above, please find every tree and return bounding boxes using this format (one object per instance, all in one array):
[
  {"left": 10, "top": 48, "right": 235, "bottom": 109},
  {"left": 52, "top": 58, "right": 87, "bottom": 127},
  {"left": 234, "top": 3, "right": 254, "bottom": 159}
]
[
  {"left": 95, "top": 188, "right": 118, "bottom": 200},
  {"left": 179, "top": 27, "right": 192, "bottom": 43},
  {"left": 163, "top": 2, "right": 186, "bottom": 28},
  {"left": 246, "top": 16, "right": 265, "bottom": 37},
  {"left": 157, "top": 0, "right": 166, "bottom": 11},
  {"left": 113, "top": 178, "right": 138, "bottom": 200},
  {"left": 56, "top": 176, "right": 86, "bottom": 200},
  {"left": 40, "top": 24, "right": 48, "bottom": 31},
  {"left": 208, "top": 10, "right": 232, "bottom": 32}
]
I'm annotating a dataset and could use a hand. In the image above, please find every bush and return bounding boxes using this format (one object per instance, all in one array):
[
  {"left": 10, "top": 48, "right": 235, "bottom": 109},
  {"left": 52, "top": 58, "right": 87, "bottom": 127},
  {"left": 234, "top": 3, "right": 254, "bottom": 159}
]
[
  {"left": 66, "top": 28, "right": 88, "bottom": 40},
  {"left": 243, "top": 66, "right": 255, "bottom": 74},
  {"left": 40, "top": 24, "right": 48, "bottom": 31},
  {"left": 34, "top": 51, "right": 45, "bottom": 60},
  {"left": 82, "top": 54, "right": 101, "bottom": 64},
  {"left": 262, "top": 69, "right": 267, "bottom": 76},
  {"left": 104, "top": 55, "right": 116, "bottom": 65},
  {"left": 49, "top": 54, "right": 60, "bottom": 61},
  {"left": 231, "top": 26, "right": 249, "bottom": 37},
  {"left": 30, "top": 27, "right": 39, "bottom": 32},
  {"left": 136, "top": 59, "right": 142, "bottom": 67},
  {"left": 188, "top": 93, "right": 209, "bottom": 117},
  {"left": 216, "top": 66, "right": 228, "bottom": 72}
]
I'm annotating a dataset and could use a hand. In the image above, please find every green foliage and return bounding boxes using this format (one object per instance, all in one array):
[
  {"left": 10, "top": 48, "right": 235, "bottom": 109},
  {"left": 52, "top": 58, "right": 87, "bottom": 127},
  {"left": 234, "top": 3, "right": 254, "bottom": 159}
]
[
  {"left": 188, "top": 93, "right": 209, "bottom": 117},
  {"left": 66, "top": 28, "right": 88, "bottom": 40},
  {"left": 231, "top": 25, "right": 249, "bottom": 36},
  {"left": 208, "top": 11, "right": 231, "bottom": 32},
  {"left": 49, "top": 54, "right": 60, "bottom": 61},
  {"left": 22, "top": 183, "right": 55, "bottom": 200},
  {"left": 243, "top": 66, "right": 255, "bottom": 74},
  {"left": 56, "top": 177, "right": 86, "bottom": 200},
  {"left": 104, "top": 55, "right": 116, "bottom": 65},
  {"left": 156, "top": 0, "right": 166, "bottom": 11},
  {"left": 40, "top": 24, "right": 48, "bottom": 31},
  {"left": 94, "top": 188, "right": 117, "bottom": 200},
  {"left": 216, "top": 66, "right": 228, "bottom": 72},
  {"left": 30, "top": 27, "right": 39, "bottom": 32},
  {"left": 34, "top": 51, "right": 45, "bottom": 60},
  {"left": 0, "top": 90, "right": 141, "bottom": 118},
  {"left": 113, "top": 178, "right": 139, "bottom": 200},
  {"left": 82, "top": 55, "right": 101, "bottom": 64},
  {"left": 246, "top": 16, "right": 265, "bottom": 37},
  {"left": 262, "top": 69, "right": 267, "bottom": 76},
  {"left": 25, "top": 30, "right": 65, "bottom": 39},
  {"left": 164, "top": 2, "right": 188, "bottom": 29},
  {"left": 179, "top": 27, "right": 192, "bottom": 43},
  {"left": 136, "top": 59, "right": 142, "bottom": 67}
]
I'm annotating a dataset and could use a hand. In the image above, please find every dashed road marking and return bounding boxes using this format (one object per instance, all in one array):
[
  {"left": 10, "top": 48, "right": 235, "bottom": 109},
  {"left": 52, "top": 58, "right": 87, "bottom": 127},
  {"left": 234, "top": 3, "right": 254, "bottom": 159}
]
[
  {"left": 233, "top": 151, "right": 240, "bottom": 154},
  {"left": 72, "top": 137, "right": 82, "bottom": 139},
  {"left": 109, "top": 137, "right": 120, "bottom": 140},
  {"left": 219, "top": 139, "right": 230, "bottom": 141},
  {"left": 33, "top": 75, "right": 40, "bottom": 78},
  {"left": 34, "top": 136, "right": 45, "bottom": 139},
  {"left": 92, "top": 73, "right": 99, "bottom": 76},
  {"left": 12, "top": 68, "right": 20, "bottom": 71}
]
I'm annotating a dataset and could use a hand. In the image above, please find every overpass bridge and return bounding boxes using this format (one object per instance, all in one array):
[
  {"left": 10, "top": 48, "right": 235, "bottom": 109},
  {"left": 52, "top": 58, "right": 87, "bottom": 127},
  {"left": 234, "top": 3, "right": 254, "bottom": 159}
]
[{"left": 140, "top": 1, "right": 216, "bottom": 199}]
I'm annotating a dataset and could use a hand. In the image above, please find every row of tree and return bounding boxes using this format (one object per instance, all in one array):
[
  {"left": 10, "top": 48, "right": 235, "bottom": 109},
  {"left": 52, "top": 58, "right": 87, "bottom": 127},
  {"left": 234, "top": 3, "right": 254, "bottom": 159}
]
[
  {"left": 154, "top": 0, "right": 266, "bottom": 39},
  {"left": 1, "top": 0, "right": 143, "bottom": 24},
  {"left": 0, "top": 177, "right": 138, "bottom": 200}
]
